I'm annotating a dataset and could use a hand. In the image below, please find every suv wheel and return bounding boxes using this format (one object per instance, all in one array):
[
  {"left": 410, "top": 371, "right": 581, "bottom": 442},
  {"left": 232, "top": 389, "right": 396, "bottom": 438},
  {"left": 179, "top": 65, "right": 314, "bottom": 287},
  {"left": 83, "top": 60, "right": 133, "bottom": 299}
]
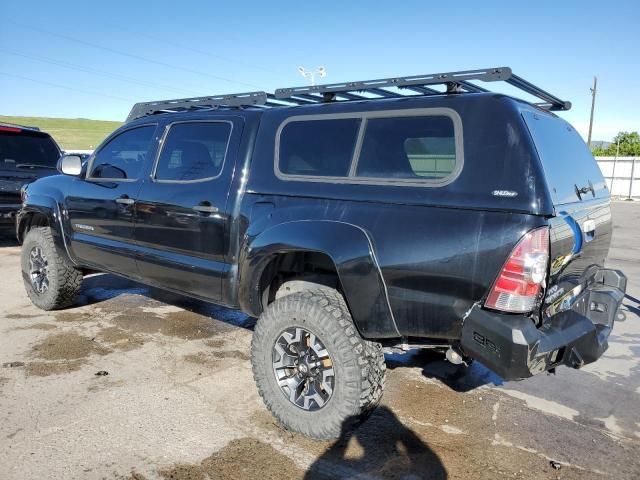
[
  {"left": 251, "top": 287, "right": 385, "bottom": 439},
  {"left": 21, "top": 227, "right": 83, "bottom": 310}
]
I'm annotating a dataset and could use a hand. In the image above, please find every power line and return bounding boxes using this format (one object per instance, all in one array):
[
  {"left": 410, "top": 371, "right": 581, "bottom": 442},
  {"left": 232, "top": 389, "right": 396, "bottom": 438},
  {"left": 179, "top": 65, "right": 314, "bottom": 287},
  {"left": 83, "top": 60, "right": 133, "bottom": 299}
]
[
  {"left": 0, "top": 71, "right": 134, "bottom": 103},
  {"left": 113, "top": 28, "right": 279, "bottom": 75},
  {"left": 8, "top": 20, "right": 261, "bottom": 90},
  {"left": 0, "top": 49, "right": 202, "bottom": 97}
]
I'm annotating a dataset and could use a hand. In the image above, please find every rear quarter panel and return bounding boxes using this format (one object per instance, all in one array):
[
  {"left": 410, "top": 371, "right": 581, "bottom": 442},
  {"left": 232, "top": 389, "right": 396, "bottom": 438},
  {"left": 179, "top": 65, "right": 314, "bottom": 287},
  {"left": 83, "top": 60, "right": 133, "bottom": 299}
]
[{"left": 241, "top": 195, "right": 544, "bottom": 339}]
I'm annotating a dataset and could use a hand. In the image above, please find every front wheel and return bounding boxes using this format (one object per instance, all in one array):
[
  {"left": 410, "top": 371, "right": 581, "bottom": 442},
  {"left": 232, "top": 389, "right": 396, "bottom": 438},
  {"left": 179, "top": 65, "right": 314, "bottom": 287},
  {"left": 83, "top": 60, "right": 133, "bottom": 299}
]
[
  {"left": 251, "top": 288, "right": 385, "bottom": 440},
  {"left": 21, "top": 227, "right": 83, "bottom": 310}
]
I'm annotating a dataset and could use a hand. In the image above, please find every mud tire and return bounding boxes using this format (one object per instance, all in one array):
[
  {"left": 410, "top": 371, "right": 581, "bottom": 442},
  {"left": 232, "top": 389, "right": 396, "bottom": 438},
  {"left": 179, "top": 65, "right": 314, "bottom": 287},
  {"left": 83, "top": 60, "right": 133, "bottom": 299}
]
[
  {"left": 251, "top": 287, "right": 386, "bottom": 440},
  {"left": 21, "top": 227, "right": 82, "bottom": 310}
]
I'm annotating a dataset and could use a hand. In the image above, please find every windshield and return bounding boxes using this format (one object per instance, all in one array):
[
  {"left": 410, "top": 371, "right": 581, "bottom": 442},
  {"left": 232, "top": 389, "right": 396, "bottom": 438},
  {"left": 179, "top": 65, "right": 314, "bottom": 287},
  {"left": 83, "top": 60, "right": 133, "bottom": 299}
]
[{"left": 0, "top": 131, "right": 61, "bottom": 168}]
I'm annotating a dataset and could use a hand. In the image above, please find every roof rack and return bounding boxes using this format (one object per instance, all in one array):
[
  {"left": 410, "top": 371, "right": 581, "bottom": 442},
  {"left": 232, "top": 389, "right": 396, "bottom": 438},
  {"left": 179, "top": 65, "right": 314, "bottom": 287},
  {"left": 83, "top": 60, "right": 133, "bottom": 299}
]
[
  {"left": 125, "top": 67, "right": 571, "bottom": 121},
  {"left": 274, "top": 67, "right": 571, "bottom": 111},
  {"left": 126, "top": 91, "right": 268, "bottom": 122}
]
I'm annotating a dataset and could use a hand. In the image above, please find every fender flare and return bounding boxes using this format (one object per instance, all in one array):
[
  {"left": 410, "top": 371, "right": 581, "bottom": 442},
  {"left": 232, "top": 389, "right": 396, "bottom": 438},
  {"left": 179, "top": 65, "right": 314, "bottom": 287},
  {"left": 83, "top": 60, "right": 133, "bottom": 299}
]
[
  {"left": 18, "top": 195, "right": 77, "bottom": 265},
  {"left": 238, "top": 220, "right": 400, "bottom": 339}
]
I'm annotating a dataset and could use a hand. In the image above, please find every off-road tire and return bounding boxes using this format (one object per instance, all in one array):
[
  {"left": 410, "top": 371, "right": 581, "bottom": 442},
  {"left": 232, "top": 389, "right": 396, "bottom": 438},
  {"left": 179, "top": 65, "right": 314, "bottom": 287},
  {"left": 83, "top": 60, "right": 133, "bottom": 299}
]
[
  {"left": 251, "top": 288, "right": 386, "bottom": 440},
  {"left": 21, "top": 227, "right": 82, "bottom": 310}
]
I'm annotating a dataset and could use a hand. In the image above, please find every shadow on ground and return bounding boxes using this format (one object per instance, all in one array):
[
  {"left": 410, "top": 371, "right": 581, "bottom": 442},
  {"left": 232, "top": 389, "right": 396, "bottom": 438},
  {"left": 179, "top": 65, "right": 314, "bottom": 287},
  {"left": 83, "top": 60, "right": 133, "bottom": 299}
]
[
  {"left": 623, "top": 293, "right": 640, "bottom": 318},
  {"left": 305, "top": 406, "right": 447, "bottom": 479},
  {"left": 386, "top": 349, "right": 503, "bottom": 392},
  {"left": 155, "top": 406, "right": 447, "bottom": 480}
]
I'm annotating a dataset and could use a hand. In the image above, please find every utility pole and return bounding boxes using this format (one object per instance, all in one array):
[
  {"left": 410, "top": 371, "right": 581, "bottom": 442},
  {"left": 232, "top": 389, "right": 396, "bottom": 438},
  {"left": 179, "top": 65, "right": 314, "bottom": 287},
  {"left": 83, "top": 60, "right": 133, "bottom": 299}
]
[{"left": 587, "top": 76, "right": 597, "bottom": 148}]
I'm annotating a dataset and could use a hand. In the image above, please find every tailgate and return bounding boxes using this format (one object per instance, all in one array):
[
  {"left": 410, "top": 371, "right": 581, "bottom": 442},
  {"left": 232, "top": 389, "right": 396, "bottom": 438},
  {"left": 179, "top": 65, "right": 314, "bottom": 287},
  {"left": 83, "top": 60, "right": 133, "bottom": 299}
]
[
  {"left": 522, "top": 111, "right": 612, "bottom": 312},
  {"left": 545, "top": 198, "right": 612, "bottom": 313}
]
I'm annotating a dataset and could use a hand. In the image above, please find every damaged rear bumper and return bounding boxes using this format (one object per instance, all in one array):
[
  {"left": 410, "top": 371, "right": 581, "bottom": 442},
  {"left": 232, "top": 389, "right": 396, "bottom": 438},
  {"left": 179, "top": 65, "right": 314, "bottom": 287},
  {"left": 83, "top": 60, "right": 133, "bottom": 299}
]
[{"left": 460, "top": 269, "right": 627, "bottom": 380}]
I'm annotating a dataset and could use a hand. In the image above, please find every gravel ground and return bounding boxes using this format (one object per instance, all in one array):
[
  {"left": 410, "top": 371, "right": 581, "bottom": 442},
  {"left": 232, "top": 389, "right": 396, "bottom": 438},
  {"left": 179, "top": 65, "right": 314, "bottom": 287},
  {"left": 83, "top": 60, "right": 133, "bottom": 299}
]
[{"left": 0, "top": 202, "right": 638, "bottom": 479}]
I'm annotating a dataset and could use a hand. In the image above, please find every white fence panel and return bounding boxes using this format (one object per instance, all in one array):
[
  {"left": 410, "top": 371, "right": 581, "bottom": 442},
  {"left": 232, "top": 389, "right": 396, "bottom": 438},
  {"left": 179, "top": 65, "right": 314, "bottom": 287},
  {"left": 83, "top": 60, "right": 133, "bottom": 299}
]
[
  {"left": 596, "top": 157, "right": 638, "bottom": 199},
  {"left": 633, "top": 177, "right": 640, "bottom": 198}
]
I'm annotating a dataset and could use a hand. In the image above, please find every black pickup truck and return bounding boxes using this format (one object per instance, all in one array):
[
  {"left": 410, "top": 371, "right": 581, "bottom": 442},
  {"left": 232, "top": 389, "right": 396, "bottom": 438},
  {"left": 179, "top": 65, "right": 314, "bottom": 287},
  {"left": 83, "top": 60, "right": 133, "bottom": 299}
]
[
  {"left": 17, "top": 67, "right": 626, "bottom": 439},
  {"left": 0, "top": 123, "right": 60, "bottom": 230}
]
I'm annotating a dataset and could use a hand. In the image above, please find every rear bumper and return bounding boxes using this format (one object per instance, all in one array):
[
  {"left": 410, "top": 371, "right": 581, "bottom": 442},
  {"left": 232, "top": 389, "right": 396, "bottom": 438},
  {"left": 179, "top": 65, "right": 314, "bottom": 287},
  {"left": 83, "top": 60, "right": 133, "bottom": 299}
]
[{"left": 461, "top": 268, "right": 627, "bottom": 380}]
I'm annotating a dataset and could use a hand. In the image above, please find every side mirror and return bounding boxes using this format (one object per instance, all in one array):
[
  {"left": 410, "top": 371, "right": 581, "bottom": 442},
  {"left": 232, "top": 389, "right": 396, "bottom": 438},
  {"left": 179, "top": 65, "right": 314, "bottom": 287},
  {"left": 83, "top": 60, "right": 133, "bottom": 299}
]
[{"left": 58, "top": 154, "right": 83, "bottom": 176}]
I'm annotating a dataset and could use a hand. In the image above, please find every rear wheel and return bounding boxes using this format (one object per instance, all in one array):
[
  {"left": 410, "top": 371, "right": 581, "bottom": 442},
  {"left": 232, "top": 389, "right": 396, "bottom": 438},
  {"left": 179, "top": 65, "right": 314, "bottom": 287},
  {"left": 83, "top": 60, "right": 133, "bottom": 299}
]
[
  {"left": 251, "top": 287, "right": 385, "bottom": 440},
  {"left": 21, "top": 227, "right": 82, "bottom": 310}
]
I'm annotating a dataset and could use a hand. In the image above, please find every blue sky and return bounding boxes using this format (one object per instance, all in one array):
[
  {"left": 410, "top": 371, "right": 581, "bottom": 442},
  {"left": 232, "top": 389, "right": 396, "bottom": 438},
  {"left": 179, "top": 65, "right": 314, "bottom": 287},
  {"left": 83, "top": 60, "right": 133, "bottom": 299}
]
[{"left": 1, "top": 0, "right": 638, "bottom": 141}]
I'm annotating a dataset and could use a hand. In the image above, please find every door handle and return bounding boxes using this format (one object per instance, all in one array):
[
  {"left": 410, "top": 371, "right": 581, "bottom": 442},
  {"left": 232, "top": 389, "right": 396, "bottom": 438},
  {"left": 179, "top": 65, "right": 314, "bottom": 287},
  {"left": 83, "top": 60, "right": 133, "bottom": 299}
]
[
  {"left": 116, "top": 195, "right": 135, "bottom": 205},
  {"left": 192, "top": 202, "right": 218, "bottom": 214}
]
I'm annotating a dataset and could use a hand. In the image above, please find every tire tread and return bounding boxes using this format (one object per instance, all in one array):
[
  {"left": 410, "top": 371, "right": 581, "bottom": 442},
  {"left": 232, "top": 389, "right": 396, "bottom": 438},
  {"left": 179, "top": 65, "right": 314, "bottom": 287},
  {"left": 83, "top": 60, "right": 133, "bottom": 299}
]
[
  {"left": 22, "top": 227, "right": 82, "bottom": 310},
  {"left": 251, "top": 287, "right": 385, "bottom": 440}
]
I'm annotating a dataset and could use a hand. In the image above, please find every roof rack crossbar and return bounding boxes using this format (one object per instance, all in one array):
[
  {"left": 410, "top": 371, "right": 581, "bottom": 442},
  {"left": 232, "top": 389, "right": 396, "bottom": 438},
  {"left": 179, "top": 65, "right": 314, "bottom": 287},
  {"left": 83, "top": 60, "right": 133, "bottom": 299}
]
[
  {"left": 335, "top": 92, "right": 368, "bottom": 100},
  {"left": 367, "top": 88, "right": 403, "bottom": 98},
  {"left": 399, "top": 85, "right": 441, "bottom": 95},
  {"left": 273, "top": 99, "right": 304, "bottom": 106},
  {"left": 287, "top": 93, "right": 322, "bottom": 102},
  {"left": 288, "top": 96, "right": 319, "bottom": 105},
  {"left": 126, "top": 91, "right": 268, "bottom": 121},
  {"left": 266, "top": 94, "right": 311, "bottom": 106},
  {"left": 458, "top": 80, "right": 489, "bottom": 93}
]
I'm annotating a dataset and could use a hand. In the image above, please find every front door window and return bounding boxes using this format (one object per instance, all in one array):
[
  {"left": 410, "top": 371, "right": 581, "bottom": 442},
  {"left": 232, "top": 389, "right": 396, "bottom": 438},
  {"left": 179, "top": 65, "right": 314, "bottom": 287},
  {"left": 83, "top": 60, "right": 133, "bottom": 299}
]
[{"left": 88, "top": 125, "right": 156, "bottom": 181}]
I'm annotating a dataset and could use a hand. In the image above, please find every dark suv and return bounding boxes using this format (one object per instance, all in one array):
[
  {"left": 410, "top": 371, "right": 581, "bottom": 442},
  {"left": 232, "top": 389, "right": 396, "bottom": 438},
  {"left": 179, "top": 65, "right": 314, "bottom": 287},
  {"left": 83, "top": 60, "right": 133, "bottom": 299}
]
[
  {"left": 17, "top": 67, "right": 627, "bottom": 439},
  {"left": 0, "top": 123, "right": 60, "bottom": 229}
]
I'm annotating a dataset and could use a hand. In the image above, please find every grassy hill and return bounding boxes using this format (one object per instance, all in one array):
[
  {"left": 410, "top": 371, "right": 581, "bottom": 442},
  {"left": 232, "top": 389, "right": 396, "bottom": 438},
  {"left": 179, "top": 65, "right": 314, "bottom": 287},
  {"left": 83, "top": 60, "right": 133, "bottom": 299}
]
[{"left": 0, "top": 115, "right": 122, "bottom": 150}]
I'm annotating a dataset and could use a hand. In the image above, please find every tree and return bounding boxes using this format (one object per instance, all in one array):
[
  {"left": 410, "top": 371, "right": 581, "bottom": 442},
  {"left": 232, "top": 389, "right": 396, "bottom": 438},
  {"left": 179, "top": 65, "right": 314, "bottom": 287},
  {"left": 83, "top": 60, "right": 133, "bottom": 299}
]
[{"left": 592, "top": 131, "right": 640, "bottom": 156}]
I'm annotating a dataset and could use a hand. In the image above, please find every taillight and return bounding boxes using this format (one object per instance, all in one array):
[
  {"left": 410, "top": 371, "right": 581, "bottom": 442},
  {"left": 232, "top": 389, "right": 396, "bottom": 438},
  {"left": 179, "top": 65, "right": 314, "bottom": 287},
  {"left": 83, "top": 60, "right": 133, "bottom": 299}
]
[{"left": 485, "top": 227, "right": 549, "bottom": 313}]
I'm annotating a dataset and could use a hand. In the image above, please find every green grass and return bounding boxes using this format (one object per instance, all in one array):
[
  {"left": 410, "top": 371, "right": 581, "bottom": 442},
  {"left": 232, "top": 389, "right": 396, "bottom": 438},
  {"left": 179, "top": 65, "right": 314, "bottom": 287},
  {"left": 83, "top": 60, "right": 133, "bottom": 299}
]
[{"left": 0, "top": 115, "right": 122, "bottom": 150}]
